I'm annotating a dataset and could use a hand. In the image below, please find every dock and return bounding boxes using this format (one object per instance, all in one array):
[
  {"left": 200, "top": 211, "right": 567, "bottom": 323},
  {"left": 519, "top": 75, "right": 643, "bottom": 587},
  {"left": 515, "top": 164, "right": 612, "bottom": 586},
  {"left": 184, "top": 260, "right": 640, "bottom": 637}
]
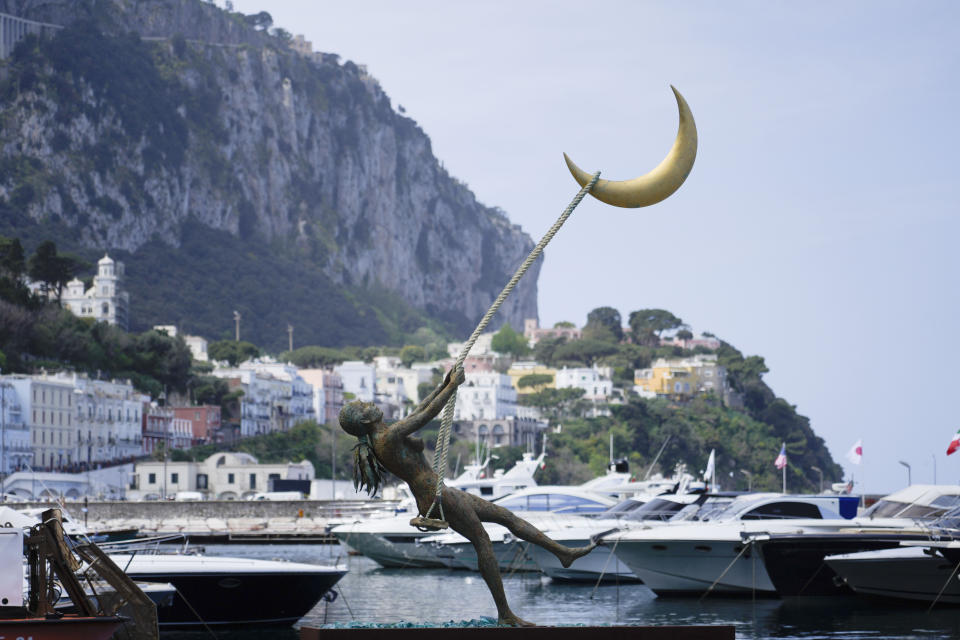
[{"left": 301, "top": 625, "right": 735, "bottom": 640}]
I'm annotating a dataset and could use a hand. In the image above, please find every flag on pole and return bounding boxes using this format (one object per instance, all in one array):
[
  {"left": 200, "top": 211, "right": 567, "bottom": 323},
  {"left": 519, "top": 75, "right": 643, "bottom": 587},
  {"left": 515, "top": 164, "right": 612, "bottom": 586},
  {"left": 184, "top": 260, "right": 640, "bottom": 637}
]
[
  {"left": 846, "top": 439, "right": 863, "bottom": 465},
  {"left": 948, "top": 429, "right": 960, "bottom": 456},
  {"left": 774, "top": 443, "right": 787, "bottom": 470},
  {"left": 703, "top": 449, "right": 716, "bottom": 482}
]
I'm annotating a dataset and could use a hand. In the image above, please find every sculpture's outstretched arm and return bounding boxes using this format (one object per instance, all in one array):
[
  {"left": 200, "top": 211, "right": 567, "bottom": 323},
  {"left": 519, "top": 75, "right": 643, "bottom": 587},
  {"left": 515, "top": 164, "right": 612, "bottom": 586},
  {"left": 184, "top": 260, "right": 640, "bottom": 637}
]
[{"left": 391, "top": 367, "right": 464, "bottom": 438}]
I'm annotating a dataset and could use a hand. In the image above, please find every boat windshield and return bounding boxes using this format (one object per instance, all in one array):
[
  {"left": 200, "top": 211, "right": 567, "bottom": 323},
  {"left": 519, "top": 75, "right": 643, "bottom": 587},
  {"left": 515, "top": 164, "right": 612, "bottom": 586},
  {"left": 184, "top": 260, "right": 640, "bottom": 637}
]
[
  {"left": 618, "top": 498, "right": 690, "bottom": 523},
  {"left": 930, "top": 505, "right": 960, "bottom": 533},
  {"left": 863, "top": 494, "right": 960, "bottom": 519}
]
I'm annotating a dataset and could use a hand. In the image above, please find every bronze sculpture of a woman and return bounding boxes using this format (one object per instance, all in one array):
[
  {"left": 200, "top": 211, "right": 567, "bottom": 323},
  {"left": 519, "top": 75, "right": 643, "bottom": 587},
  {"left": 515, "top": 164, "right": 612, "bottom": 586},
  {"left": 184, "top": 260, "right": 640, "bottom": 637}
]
[{"left": 339, "top": 366, "right": 596, "bottom": 626}]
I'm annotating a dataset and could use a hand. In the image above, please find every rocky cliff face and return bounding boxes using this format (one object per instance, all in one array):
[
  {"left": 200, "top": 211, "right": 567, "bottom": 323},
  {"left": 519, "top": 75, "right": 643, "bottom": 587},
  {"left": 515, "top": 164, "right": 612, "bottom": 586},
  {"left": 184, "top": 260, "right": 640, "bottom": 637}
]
[{"left": 0, "top": 0, "right": 538, "bottom": 340}]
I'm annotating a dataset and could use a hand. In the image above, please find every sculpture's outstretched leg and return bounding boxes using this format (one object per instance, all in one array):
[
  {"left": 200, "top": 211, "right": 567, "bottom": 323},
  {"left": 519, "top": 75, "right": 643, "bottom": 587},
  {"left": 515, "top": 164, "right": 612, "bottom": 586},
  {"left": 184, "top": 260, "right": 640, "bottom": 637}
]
[
  {"left": 466, "top": 492, "right": 596, "bottom": 568},
  {"left": 442, "top": 489, "right": 535, "bottom": 627}
]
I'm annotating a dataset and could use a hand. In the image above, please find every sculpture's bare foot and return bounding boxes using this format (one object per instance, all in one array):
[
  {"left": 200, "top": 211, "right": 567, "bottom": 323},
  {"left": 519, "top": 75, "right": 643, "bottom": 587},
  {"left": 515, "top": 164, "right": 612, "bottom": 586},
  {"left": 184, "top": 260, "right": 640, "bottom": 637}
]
[
  {"left": 559, "top": 541, "right": 597, "bottom": 568},
  {"left": 498, "top": 613, "right": 536, "bottom": 627}
]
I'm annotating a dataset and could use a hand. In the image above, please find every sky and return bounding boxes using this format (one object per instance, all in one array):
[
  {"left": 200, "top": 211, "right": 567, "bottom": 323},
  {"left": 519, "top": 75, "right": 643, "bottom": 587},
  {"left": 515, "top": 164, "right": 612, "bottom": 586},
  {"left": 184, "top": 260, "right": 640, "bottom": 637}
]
[{"left": 227, "top": 1, "right": 958, "bottom": 494}]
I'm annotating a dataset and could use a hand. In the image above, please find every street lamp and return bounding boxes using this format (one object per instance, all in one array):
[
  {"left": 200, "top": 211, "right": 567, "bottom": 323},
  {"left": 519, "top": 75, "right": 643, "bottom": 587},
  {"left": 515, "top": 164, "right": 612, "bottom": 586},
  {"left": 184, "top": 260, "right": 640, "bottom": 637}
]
[
  {"left": 811, "top": 466, "right": 823, "bottom": 493},
  {"left": 740, "top": 469, "right": 752, "bottom": 492},
  {"left": 898, "top": 460, "right": 911, "bottom": 486}
]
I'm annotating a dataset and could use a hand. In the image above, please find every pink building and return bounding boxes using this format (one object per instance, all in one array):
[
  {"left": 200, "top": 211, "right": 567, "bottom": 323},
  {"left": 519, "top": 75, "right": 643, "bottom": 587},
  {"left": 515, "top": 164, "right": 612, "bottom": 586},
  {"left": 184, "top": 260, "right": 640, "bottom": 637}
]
[{"left": 523, "top": 318, "right": 582, "bottom": 347}]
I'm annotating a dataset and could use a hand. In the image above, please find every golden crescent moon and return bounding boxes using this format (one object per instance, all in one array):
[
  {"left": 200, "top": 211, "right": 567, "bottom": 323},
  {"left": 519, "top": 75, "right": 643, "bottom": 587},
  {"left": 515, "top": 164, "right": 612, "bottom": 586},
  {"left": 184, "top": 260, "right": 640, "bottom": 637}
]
[{"left": 564, "top": 86, "right": 697, "bottom": 208}]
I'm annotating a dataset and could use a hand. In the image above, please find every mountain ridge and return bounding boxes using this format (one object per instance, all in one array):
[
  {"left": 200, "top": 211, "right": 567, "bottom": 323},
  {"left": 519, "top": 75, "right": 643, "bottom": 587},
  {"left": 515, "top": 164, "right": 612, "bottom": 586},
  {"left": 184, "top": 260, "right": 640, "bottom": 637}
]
[{"left": 0, "top": 0, "right": 539, "bottom": 348}]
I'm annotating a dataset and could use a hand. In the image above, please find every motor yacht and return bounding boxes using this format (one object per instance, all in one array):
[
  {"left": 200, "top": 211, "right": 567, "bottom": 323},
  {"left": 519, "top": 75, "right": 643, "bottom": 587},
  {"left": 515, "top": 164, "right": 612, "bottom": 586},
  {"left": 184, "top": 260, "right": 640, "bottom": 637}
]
[
  {"left": 106, "top": 547, "right": 347, "bottom": 628},
  {"left": 603, "top": 486, "right": 960, "bottom": 597},
  {"left": 526, "top": 493, "right": 731, "bottom": 582},
  {"left": 825, "top": 540, "right": 960, "bottom": 604},
  {"left": 753, "top": 490, "right": 960, "bottom": 596}
]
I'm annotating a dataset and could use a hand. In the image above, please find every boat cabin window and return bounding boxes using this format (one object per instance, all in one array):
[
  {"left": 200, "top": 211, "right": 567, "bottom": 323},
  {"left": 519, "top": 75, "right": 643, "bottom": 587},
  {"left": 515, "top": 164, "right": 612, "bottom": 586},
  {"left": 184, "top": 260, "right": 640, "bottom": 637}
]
[
  {"left": 740, "top": 501, "right": 824, "bottom": 520},
  {"left": 605, "top": 499, "right": 646, "bottom": 515},
  {"left": 621, "top": 498, "right": 688, "bottom": 522},
  {"left": 495, "top": 493, "right": 609, "bottom": 513}
]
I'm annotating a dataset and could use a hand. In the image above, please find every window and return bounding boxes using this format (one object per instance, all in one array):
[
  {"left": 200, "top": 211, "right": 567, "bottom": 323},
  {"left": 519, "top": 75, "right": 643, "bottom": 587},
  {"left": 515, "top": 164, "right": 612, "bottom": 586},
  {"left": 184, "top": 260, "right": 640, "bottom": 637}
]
[
  {"left": 250, "top": 473, "right": 257, "bottom": 489},
  {"left": 228, "top": 473, "right": 235, "bottom": 484},
  {"left": 171, "top": 473, "right": 179, "bottom": 484},
  {"left": 197, "top": 474, "right": 208, "bottom": 489},
  {"left": 741, "top": 501, "right": 823, "bottom": 520},
  {"left": 148, "top": 473, "right": 156, "bottom": 484}
]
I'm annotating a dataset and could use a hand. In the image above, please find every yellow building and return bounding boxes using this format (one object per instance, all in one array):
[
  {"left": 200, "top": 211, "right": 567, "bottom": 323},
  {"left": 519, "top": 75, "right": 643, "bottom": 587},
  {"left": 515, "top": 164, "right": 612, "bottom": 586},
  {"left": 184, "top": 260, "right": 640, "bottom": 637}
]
[
  {"left": 634, "top": 354, "right": 727, "bottom": 398},
  {"left": 506, "top": 362, "right": 558, "bottom": 394}
]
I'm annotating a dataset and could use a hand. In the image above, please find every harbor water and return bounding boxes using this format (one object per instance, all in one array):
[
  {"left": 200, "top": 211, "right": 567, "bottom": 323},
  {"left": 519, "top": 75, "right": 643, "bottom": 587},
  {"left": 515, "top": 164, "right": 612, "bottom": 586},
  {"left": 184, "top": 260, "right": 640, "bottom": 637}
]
[{"left": 162, "top": 543, "right": 960, "bottom": 639}]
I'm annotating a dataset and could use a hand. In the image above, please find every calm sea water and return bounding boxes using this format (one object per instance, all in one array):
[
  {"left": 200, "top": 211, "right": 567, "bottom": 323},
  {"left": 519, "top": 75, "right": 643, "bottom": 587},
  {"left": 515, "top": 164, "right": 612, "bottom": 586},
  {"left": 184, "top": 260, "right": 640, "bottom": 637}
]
[{"left": 171, "top": 543, "right": 960, "bottom": 639}]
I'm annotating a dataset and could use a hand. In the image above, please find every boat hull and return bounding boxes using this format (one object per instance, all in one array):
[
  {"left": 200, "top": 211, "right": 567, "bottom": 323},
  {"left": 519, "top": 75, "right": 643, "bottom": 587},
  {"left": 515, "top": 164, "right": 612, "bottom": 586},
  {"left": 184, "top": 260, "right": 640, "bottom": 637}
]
[
  {"left": 124, "top": 569, "right": 345, "bottom": 628},
  {"left": 526, "top": 539, "right": 639, "bottom": 583},
  {"left": 612, "top": 539, "right": 777, "bottom": 595},
  {"left": 826, "top": 547, "right": 960, "bottom": 604}
]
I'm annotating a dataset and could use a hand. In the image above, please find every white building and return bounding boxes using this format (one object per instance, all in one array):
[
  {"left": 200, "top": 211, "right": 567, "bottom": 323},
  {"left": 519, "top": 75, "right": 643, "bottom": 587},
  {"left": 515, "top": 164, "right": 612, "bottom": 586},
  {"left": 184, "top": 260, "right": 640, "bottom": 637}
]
[
  {"left": 334, "top": 361, "right": 376, "bottom": 403},
  {"left": 3, "top": 372, "right": 146, "bottom": 471},
  {"left": 453, "top": 372, "right": 517, "bottom": 421},
  {"left": 555, "top": 366, "right": 614, "bottom": 401},
  {"left": 129, "top": 452, "right": 314, "bottom": 500},
  {"left": 211, "top": 360, "right": 314, "bottom": 437},
  {"left": 447, "top": 332, "right": 496, "bottom": 358},
  {"left": 0, "top": 376, "right": 32, "bottom": 476},
  {"left": 153, "top": 325, "right": 208, "bottom": 361},
  {"left": 7, "top": 374, "right": 76, "bottom": 470},
  {"left": 71, "top": 374, "right": 146, "bottom": 464},
  {"left": 60, "top": 254, "right": 129, "bottom": 329}
]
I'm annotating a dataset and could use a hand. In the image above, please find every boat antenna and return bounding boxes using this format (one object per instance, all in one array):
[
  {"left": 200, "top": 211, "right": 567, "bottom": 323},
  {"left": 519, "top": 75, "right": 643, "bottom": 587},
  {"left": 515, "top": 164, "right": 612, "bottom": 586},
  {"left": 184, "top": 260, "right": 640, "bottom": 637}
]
[{"left": 644, "top": 435, "right": 672, "bottom": 480}]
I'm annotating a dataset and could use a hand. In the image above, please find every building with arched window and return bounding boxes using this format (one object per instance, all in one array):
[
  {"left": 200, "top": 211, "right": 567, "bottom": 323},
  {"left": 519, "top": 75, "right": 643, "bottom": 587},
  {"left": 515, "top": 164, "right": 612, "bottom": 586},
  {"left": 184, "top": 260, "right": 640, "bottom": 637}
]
[{"left": 60, "top": 254, "right": 129, "bottom": 329}]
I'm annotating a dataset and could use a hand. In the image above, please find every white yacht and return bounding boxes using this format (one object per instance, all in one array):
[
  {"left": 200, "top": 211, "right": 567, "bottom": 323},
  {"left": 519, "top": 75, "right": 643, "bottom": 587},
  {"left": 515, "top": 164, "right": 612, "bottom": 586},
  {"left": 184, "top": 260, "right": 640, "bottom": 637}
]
[
  {"left": 526, "top": 493, "right": 723, "bottom": 582},
  {"left": 604, "top": 486, "right": 960, "bottom": 597}
]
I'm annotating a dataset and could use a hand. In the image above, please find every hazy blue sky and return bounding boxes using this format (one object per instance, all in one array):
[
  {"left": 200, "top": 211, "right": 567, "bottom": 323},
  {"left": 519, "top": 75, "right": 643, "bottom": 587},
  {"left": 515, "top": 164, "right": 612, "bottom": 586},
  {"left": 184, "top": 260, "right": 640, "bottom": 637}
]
[{"left": 230, "top": 1, "right": 958, "bottom": 494}]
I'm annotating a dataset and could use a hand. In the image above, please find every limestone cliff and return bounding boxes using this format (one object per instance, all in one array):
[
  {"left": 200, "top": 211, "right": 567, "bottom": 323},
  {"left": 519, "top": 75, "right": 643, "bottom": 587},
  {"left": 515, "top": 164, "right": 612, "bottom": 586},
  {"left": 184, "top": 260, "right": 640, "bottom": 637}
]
[{"left": 0, "top": 0, "right": 539, "bottom": 346}]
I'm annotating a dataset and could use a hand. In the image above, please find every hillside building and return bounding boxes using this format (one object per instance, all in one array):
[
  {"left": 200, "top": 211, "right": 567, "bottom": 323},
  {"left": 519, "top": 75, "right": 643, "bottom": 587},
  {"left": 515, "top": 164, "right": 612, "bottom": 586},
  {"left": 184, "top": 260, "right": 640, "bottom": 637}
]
[
  {"left": 454, "top": 372, "right": 517, "bottom": 421},
  {"left": 523, "top": 318, "right": 581, "bottom": 347},
  {"left": 299, "top": 369, "right": 345, "bottom": 426},
  {"left": 506, "top": 361, "right": 557, "bottom": 394},
  {"left": 60, "top": 254, "right": 129, "bottom": 329},
  {"left": 634, "top": 354, "right": 729, "bottom": 401}
]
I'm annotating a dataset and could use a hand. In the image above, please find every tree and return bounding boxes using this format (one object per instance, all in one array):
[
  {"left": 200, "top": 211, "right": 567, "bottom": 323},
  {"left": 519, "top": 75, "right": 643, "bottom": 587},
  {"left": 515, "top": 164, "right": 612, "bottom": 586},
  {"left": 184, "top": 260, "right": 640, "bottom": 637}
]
[
  {"left": 490, "top": 324, "right": 530, "bottom": 358},
  {"left": 583, "top": 307, "right": 622, "bottom": 342},
  {"left": 553, "top": 321, "right": 575, "bottom": 328},
  {"left": 628, "top": 309, "right": 684, "bottom": 346},
  {"left": 285, "top": 345, "right": 346, "bottom": 369},
  {"left": 518, "top": 387, "right": 587, "bottom": 420},
  {"left": 208, "top": 339, "right": 260, "bottom": 366},
  {"left": 517, "top": 373, "right": 554, "bottom": 391},
  {"left": 676, "top": 329, "right": 694, "bottom": 341},
  {"left": 533, "top": 335, "right": 566, "bottom": 367},
  {"left": 244, "top": 11, "right": 272, "bottom": 30},
  {"left": 27, "top": 241, "right": 74, "bottom": 301},
  {"left": 552, "top": 339, "right": 618, "bottom": 366},
  {"left": 399, "top": 344, "right": 425, "bottom": 368}
]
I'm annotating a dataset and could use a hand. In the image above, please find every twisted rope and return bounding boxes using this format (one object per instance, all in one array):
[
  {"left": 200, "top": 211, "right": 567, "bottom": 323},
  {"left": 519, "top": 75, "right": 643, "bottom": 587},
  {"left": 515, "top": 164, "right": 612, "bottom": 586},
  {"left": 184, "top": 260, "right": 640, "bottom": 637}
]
[{"left": 423, "top": 171, "right": 601, "bottom": 523}]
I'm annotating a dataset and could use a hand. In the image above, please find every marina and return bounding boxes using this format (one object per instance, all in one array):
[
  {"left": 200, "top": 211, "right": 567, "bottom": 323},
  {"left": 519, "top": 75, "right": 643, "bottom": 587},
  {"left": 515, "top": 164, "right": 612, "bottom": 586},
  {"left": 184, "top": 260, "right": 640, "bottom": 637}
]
[{"left": 195, "top": 542, "right": 960, "bottom": 639}]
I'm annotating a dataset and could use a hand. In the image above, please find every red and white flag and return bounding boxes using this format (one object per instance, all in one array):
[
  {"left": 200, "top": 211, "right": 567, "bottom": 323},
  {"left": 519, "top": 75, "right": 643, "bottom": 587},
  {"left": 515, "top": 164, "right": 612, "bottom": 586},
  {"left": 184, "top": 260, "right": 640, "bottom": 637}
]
[
  {"left": 948, "top": 429, "right": 960, "bottom": 456},
  {"left": 846, "top": 439, "right": 863, "bottom": 465},
  {"left": 774, "top": 443, "right": 787, "bottom": 470}
]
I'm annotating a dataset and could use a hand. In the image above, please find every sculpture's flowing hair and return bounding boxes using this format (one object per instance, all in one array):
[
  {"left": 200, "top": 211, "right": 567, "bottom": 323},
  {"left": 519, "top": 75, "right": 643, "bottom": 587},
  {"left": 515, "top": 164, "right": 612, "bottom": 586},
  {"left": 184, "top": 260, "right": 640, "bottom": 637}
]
[{"left": 352, "top": 436, "right": 386, "bottom": 497}]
